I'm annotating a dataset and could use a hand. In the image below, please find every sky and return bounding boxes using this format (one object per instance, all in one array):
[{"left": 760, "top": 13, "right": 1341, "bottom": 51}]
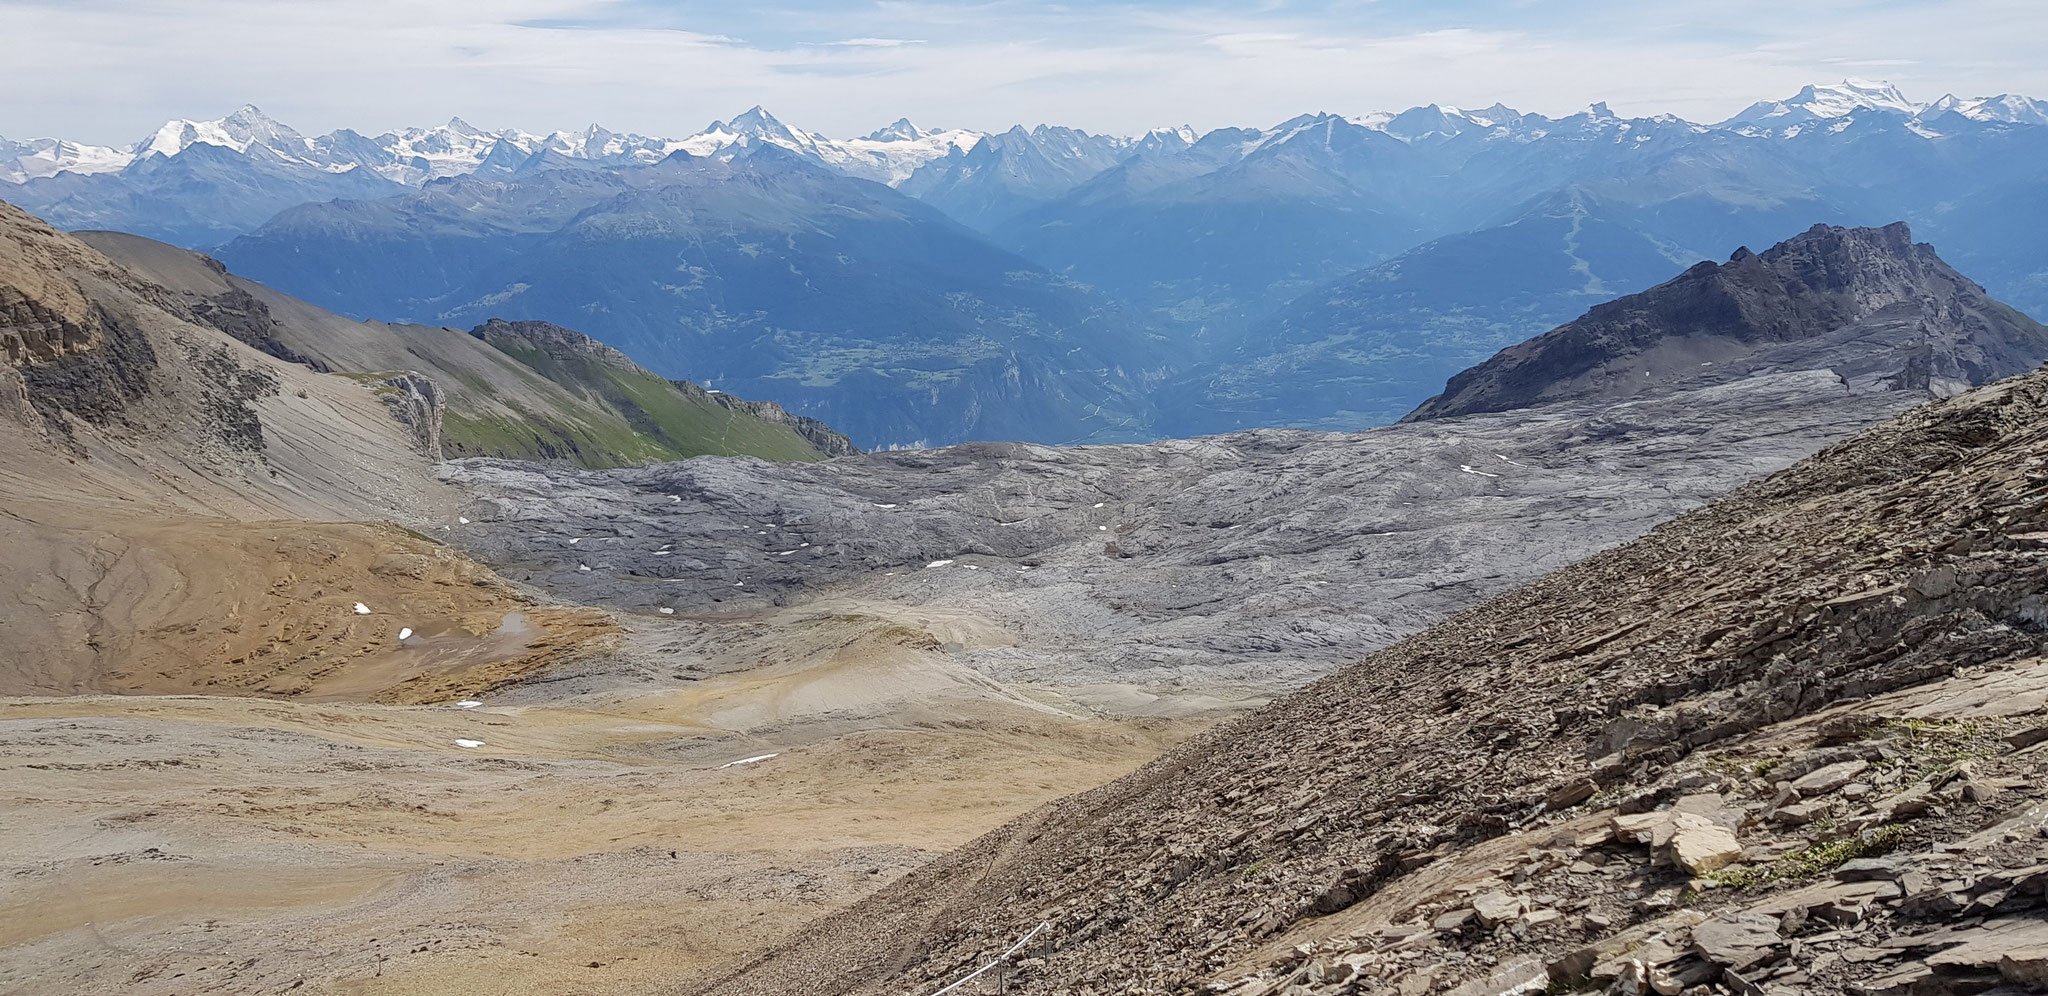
[{"left": 5, "top": 0, "right": 2047, "bottom": 143}]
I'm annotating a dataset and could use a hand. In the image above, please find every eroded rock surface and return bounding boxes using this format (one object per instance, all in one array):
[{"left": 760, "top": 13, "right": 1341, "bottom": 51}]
[
  {"left": 442, "top": 370, "right": 1913, "bottom": 696},
  {"left": 690, "top": 369, "right": 2048, "bottom": 996}
]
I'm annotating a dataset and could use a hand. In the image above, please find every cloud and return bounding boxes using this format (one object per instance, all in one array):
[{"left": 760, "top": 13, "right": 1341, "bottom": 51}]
[
  {"left": 3, "top": 0, "right": 2046, "bottom": 143},
  {"left": 825, "top": 37, "right": 926, "bottom": 48}
]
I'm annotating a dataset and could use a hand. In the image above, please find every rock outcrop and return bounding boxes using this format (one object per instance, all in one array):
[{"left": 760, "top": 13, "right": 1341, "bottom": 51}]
[
  {"left": 378, "top": 371, "right": 445, "bottom": 458},
  {"left": 694, "top": 367, "right": 2048, "bottom": 996},
  {"left": 1405, "top": 223, "right": 2048, "bottom": 422},
  {"left": 678, "top": 380, "right": 860, "bottom": 457}
]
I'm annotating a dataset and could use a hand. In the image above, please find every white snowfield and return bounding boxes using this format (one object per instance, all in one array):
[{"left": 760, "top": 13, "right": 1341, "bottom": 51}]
[{"left": 719, "top": 753, "right": 779, "bottom": 768}]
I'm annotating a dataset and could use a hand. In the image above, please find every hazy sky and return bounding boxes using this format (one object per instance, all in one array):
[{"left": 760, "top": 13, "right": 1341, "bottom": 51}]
[{"left": 7, "top": 0, "right": 2046, "bottom": 143}]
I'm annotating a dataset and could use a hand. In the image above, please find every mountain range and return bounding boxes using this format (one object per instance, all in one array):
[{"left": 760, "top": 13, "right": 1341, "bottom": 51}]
[
  {"left": 210, "top": 149, "right": 1163, "bottom": 450},
  {"left": 10, "top": 171, "right": 2048, "bottom": 995},
  {"left": 5, "top": 79, "right": 2046, "bottom": 444}
]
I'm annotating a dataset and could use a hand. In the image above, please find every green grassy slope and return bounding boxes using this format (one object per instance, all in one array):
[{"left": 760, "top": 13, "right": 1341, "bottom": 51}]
[
  {"left": 447, "top": 330, "right": 830, "bottom": 466},
  {"left": 73, "top": 230, "right": 845, "bottom": 469}
]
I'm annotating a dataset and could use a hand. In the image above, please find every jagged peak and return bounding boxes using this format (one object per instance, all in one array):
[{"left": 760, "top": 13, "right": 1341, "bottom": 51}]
[{"left": 862, "top": 117, "right": 925, "bottom": 142}]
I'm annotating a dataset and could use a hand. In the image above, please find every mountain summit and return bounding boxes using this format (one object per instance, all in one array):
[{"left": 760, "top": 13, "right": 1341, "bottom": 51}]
[
  {"left": 862, "top": 117, "right": 926, "bottom": 142},
  {"left": 1721, "top": 78, "right": 1924, "bottom": 130},
  {"left": 1403, "top": 222, "right": 2048, "bottom": 421}
]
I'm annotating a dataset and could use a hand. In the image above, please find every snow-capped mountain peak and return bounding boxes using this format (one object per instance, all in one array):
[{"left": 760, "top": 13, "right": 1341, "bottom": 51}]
[
  {"left": 724, "top": 106, "right": 802, "bottom": 141},
  {"left": 1721, "top": 79, "right": 1925, "bottom": 133},
  {"left": 134, "top": 104, "right": 311, "bottom": 159},
  {"left": 1952, "top": 93, "right": 2048, "bottom": 125},
  {"left": 863, "top": 118, "right": 926, "bottom": 142},
  {"left": 1809, "top": 78, "right": 1921, "bottom": 115},
  {"left": 0, "top": 135, "right": 132, "bottom": 182},
  {"left": 676, "top": 107, "right": 980, "bottom": 186},
  {"left": 5, "top": 81, "right": 2043, "bottom": 193},
  {"left": 1377, "top": 103, "right": 1482, "bottom": 142}
]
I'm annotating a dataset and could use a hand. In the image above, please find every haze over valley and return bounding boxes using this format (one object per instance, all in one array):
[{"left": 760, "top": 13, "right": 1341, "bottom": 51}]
[{"left": 10, "top": 80, "right": 2048, "bottom": 446}]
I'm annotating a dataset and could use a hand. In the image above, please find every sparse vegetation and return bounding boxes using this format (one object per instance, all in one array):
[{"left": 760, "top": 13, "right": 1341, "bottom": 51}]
[{"left": 1708, "top": 824, "right": 1911, "bottom": 891}]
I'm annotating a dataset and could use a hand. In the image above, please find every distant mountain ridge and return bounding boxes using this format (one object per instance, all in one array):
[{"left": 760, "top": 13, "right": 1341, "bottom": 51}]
[
  {"left": 11, "top": 79, "right": 2036, "bottom": 190},
  {"left": 211, "top": 151, "right": 1164, "bottom": 450},
  {"left": 7, "top": 80, "right": 2045, "bottom": 444},
  {"left": 1404, "top": 222, "right": 2048, "bottom": 420}
]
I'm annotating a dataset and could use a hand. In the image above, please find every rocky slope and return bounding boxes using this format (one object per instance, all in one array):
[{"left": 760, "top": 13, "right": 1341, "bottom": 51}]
[
  {"left": 0, "top": 200, "right": 619, "bottom": 700},
  {"left": 694, "top": 366, "right": 2048, "bottom": 995},
  {"left": 78, "top": 231, "right": 846, "bottom": 466},
  {"left": 1405, "top": 222, "right": 2048, "bottom": 422},
  {"left": 440, "top": 367, "right": 1915, "bottom": 704}
]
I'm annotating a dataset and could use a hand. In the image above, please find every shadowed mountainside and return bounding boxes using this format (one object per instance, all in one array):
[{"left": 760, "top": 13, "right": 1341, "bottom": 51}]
[{"left": 1405, "top": 222, "right": 2048, "bottom": 422}]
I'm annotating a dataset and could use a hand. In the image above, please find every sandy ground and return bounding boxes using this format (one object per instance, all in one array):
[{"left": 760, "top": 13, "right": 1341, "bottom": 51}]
[{"left": 0, "top": 604, "right": 1209, "bottom": 996}]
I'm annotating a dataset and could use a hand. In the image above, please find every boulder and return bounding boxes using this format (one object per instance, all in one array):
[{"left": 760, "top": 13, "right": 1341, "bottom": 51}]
[
  {"left": 1610, "top": 810, "right": 1742, "bottom": 873},
  {"left": 1433, "top": 908, "right": 1477, "bottom": 933},
  {"left": 1668, "top": 812, "right": 1743, "bottom": 874},
  {"left": 1470, "top": 890, "right": 1525, "bottom": 927},
  {"left": 1545, "top": 778, "right": 1597, "bottom": 810},
  {"left": 1835, "top": 856, "right": 1907, "bottom": 882},
  {"left": 1690, "top": 912, "right": 1784, "bottom": 973},
  {"left": 1791, "top": 759, "right": 1870, "bottom": 796}
]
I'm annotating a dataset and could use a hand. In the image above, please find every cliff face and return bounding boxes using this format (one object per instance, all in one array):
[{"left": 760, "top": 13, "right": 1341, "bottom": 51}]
[
  {"left": 0, "top": 201, "right": 162, "bottom": 436},
  {"left": 1404, "top": 223, "right": 2048, "bottom": 421}
]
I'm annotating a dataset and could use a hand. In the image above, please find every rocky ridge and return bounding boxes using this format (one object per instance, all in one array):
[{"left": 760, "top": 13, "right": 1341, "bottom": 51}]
[
  {"left": 678, "top": 380, "right": 860, "bottom": 458},
  {"left": 694, "top": 366, "right": 2048, "bottom": 996},
  {"left": 1405, "top": 223, "right": 2048, "bottom": 422}
]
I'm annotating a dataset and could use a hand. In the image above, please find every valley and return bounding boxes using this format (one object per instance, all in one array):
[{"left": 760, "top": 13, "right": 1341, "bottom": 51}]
[
  {"left": 2, "top": 642, "right": 1200, "bottom": 996},
  {"left": 11, "top": 198, "right": 2036, "bottom": 994},
  {"left": 3, "top": 43, "right": 2048, "bottom": 996}
]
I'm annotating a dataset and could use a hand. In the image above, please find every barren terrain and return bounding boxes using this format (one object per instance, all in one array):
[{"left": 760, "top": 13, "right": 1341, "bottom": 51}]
[{"left": 1, "top": 605, "right": 1201, "bottom": 996}]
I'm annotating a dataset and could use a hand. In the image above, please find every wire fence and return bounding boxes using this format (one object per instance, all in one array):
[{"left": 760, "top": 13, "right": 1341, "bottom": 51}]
[{"left": 920, "top": 920, "right": 1051, "bottom": 996}]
